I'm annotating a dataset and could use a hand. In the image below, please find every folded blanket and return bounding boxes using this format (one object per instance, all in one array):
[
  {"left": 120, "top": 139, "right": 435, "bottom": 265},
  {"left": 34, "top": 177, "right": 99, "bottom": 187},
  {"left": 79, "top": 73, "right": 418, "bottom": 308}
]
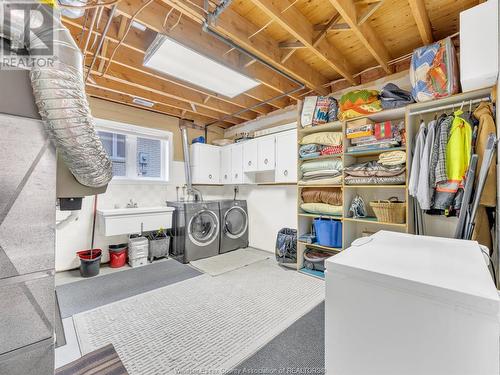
[
  {"left": 379, "top": 150, "right": 406, "bottom": 165},
  {"left": 344, "top": 172, "right": 406, "bottom": 185},
  {"left": 302, "top": 187, "right": 342, "bottom": 206},
  {"left": 299, "top": 176, "right": 343, "bottom": 185},
  {"left": 344, "top": 161, "right": 405, "bottom": 177},
  {"left": 299, "top": 143, "right": 322, "bottom": 158},
  {"left": 321, "top": 145, "right": 342, "bottom": 155},
  {"left": 303, "top": 169, "right": 341, "bottom": 178},
  {"left": 302, "top": 171, "right": 342, "bottom": 181},
  {"left": 301, "top": 159, "right": 343, "bottom": 173},
  {"left": 300, "top": 203, "right": 343, "bottom": 216},
  {"left": 300, "top": 132, "right": 342, "bottom": 146}
]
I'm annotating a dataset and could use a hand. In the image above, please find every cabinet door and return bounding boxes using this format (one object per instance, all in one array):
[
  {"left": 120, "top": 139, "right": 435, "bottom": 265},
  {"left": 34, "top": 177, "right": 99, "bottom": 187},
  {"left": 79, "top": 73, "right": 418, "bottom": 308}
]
[
  {"left": 242, "top": 139, "right": 258, "bottom": 172},
  {"left": 220, "top": 146, "right": 232, "bottom": 184},
  {"left": 205, "top": 146, "right": 220, "bottom": 184},
  {"left": 275, "top": 130, "right": 297, "bottom": 183},
  {"left": 257, "top": 135, "right": 276, "bottom": 171},
  {"left": 231, "top": 143, "right": 244, "bottom": 184}
]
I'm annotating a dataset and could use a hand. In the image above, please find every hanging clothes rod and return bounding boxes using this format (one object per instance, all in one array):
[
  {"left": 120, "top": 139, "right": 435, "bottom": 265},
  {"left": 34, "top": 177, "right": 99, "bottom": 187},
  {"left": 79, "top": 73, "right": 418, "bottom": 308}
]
[{"left": 409, "top": 96, "right": 491, "bottom": 116}]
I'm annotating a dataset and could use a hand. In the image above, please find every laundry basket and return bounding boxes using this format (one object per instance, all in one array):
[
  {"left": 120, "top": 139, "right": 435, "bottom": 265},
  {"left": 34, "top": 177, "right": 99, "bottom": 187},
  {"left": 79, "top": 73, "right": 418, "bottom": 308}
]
[
  {"left": 370, "top": 197, "right": 406, "bottom": 224},
  {"left": 275, "top": 228, "right": 297, "bottom": 264}
]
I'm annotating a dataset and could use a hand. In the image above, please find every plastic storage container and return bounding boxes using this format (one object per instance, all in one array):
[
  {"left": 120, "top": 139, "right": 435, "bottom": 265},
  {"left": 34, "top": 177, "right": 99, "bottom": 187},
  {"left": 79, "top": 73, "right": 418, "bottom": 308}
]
[
  {"left": 313, "top": 218, "right": 342, "bottom": 248},
  {"left": 128, "top": 236, "right": 149, "bottom": 268},
  {"left": 109, "top": 243, "right": 127, "bottom": 268},
  {"left": 77, "top": 249, "right": 102, "bottom": 277}
]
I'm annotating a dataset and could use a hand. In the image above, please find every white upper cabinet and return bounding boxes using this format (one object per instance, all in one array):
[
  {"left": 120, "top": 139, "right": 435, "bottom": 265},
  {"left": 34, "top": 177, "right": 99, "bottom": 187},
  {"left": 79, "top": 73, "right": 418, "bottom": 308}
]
[
  {"left": 220, "top": 145, "right": 232, "bottom": 184},
  {"left": 231, "top": 143, "right": 245, "bottom": 184},
  {"left": 275, "top": 129, "right": 297, "bottom": 183},
  {"left": 190, "top": 143, "right": 221, "bottom": 184},
  {"left": 257, "top": 135, "right": 276, "bottom": 171},
  {"left": 243, "top": 139, "right": 258, "bottom": 172}
]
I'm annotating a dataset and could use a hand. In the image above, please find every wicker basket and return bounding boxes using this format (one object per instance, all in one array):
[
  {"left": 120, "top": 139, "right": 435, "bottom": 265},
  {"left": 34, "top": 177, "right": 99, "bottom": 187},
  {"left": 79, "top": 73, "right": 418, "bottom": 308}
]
[{"left": 369, "top": 197, "right": 406, "bottom": 224}]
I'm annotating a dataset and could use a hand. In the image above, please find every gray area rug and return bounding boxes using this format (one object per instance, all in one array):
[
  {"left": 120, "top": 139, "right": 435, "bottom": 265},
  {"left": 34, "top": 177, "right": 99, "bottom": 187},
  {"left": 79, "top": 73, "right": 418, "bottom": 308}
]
[
  {"left": 73, "top": 259, "right": 324, "bottom": 375},
  {"left": 190, "top": 247, "right": 270, "bottom": 276},
  {"left": 231, "top": 302, "right": 325, "bottom": 374},
  {"left": 56, "top": 259, "right": 201, "bottom": 318}
]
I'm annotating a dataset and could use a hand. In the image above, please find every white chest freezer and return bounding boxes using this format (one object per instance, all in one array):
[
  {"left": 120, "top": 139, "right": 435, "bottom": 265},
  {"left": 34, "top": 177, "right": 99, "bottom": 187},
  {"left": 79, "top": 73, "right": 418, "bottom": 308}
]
[{"left": 325, "top": 231, "right": 499, "bottom": 375}]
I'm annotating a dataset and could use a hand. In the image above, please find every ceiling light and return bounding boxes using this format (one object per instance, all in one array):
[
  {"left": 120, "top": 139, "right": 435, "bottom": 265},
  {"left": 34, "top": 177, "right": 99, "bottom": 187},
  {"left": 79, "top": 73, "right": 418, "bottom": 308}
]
[
  {"left": 133, "top": 97, "right": 155, "bottom": 108},
  {"left": 144, "top": 35, "right": 260, "bottom": 98}
]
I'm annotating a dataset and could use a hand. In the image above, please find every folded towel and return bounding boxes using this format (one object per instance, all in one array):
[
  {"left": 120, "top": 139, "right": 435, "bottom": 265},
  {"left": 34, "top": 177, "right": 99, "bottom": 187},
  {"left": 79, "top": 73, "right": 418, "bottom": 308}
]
[
  {"left": 378, "top": 150, "right": 406, "bottom": 165},
  {"left": 301, "top": 159, "right": 343, "bottom": 173},
  {"left": 299, "top": 176, "right": 343, "bottom": 186}
]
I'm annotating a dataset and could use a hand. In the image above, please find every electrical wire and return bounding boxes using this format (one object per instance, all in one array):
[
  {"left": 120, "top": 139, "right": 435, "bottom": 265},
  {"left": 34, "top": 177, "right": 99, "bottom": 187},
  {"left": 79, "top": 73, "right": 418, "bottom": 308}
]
[{"left": 481, "top": 247, "right": 497, "bottom": 286}]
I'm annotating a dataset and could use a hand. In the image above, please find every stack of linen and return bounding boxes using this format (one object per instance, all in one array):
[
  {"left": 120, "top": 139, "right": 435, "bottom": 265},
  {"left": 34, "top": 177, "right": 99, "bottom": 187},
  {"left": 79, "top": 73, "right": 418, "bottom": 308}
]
[
  {"left": 346, "top": 119, "right": 405, "bottom": 153},
  {"left": 300, "top": 187, "right": 343, "bottom": 216},
  {"left": 298, "top": 131, "right": 343, "bottom": 160},
  {"left": 344, "top": 151, "right": 406, "bottom": 185},
  {"left": 300, "top": 158, "right": 343, "bottom": 185}
]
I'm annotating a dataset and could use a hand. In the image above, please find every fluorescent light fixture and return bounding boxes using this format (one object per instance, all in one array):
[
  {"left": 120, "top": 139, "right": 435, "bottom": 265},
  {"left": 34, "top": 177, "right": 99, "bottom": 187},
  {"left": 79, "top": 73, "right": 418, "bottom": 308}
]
[
  {"left": 133, "top": 97, "right": 155, "bottom": 108},
  {"left": 144, "top": 35, "right": 260, "bottom": 98}
]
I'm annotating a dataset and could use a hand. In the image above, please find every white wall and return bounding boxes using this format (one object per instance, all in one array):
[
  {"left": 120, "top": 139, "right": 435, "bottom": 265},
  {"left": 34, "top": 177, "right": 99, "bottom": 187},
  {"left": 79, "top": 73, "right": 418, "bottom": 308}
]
[{"left": 55, "top": 161, "right": 298, "bottom": 271}]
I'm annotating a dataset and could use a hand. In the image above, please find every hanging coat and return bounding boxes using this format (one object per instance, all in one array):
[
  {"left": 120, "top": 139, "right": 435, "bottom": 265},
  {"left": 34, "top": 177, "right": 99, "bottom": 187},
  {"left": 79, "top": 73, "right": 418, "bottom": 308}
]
[
  {"left": 408, "top": 122, "right": 426, "bottom": 198},
  {"left": 472, "top": 102, "right": 497, "bottom": 207},
  {"left": 416, "top": 120, "right": 436, "bottom": 210},
  {"left": 471, "top": 102, "right": 497, "bottom": 251}
]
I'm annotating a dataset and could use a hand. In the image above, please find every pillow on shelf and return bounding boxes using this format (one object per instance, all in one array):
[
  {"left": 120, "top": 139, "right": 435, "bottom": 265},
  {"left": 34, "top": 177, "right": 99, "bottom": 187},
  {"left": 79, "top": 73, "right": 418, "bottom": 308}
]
[{"left": 300, "top": 132, "right": 343, "bottom": 146}]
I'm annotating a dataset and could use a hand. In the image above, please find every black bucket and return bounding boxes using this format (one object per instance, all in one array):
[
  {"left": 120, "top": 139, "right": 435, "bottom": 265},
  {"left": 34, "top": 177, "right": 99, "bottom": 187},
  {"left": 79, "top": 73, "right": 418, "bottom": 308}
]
[{"left": 77, "top": 249, "right": 102, "bottom": 278}]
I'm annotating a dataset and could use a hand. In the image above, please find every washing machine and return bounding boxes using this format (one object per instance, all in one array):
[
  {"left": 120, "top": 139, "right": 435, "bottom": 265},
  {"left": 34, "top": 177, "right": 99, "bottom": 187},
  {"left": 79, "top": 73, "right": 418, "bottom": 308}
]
[
  {"left": 167, "top": 201, "right": 220, "bottom": 263},
  {"left": 219, "top": 200, "right": 249, "bottom": 253}
]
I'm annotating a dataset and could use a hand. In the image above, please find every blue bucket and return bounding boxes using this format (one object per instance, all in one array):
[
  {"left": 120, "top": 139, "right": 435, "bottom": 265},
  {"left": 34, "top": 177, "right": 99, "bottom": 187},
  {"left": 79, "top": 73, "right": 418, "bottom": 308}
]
[{"left": 313, "top": 218, "right": 342, "bottom": 248}]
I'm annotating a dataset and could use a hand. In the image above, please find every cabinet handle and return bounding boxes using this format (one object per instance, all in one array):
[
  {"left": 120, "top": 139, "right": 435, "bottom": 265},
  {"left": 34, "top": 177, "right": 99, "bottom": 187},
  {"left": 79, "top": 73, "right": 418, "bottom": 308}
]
[
  {"left": 224, "top": 174, "right": 228, "bottom": 179},
  {"left": 235, "top": 173, "right": 238, "bottom": 178},
  {"left": 248, "top": 161, "right": 252, "bottom": 166},
  {"left": 264, "top": 158, "right": 268, "bottom": 164},
  {"left": 284, "top": 170, "right": 288, "bottom": 176},
  {"left": 209, "top": 174, "right": 212, "bottom": 179}
]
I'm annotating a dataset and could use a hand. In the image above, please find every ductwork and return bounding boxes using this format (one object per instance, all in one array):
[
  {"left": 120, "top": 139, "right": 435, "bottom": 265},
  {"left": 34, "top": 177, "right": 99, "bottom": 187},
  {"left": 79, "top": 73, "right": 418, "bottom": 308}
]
[
  {"left": 180, "top": 126, "right": 203, "bottom": 202},
  {"left": 0, "top": 1, "right": 112, "bottom": 188}
]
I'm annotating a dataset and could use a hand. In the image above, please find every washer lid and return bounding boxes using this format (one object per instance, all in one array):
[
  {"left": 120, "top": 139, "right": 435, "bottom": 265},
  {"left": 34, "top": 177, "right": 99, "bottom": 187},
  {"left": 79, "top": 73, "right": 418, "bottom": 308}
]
[
  {"left": 188, "top": 209, "right": 219, "bottom": 246},
  {"left": 224, "top": 206, "right": 248, "bottom": 239}
]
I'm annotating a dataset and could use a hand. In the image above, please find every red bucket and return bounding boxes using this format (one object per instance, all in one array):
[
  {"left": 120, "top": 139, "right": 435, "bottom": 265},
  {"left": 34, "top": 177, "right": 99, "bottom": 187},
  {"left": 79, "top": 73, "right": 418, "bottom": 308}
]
[
  {"left": 109, "top": 249, "right": 127, "bottom": 268},
  {"left": 77, "top": 249, "right": 102, "bottom": 277},
  {"left": 77, "top": 249, "right": 102, "bottom": 260}
]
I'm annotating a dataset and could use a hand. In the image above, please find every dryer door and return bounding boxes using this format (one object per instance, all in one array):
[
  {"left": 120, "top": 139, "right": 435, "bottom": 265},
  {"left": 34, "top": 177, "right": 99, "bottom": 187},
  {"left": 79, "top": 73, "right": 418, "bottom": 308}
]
[
  {"left": 224, "top": 206, "right": 248, "bottom": 239},
  {"left": 188, "top": 209, "right": 219, "bottom": 247}
]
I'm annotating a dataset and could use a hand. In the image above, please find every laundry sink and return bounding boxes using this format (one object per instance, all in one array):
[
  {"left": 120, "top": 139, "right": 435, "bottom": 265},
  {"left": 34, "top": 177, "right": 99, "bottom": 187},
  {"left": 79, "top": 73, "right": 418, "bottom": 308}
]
[{"left": 97, "top": 206, "right": 175, "bottom": 236}]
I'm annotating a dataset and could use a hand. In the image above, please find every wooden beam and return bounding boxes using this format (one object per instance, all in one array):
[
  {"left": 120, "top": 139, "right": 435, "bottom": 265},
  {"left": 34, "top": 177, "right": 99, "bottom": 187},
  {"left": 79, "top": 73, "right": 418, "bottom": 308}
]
[
  {"left": 86, "top": 86, "right": 233, "bottom": 127},
  {"left": 162, "top": 0, "right": 331, "bottom": 94},
  {"left": 408, "top": 0, "right": 433, "bottom": 45},
  {"left": 357, "top": 1, "right": 383, "bottom": 25},
  {"left": 64, "top": 18, "right": 273, "bottom": 121},
  {"left": 252, "top": 0, "right": 357, "bottom": 85},
  {"left": 328, "top": 0, "right": 391, "bottom": 73}
]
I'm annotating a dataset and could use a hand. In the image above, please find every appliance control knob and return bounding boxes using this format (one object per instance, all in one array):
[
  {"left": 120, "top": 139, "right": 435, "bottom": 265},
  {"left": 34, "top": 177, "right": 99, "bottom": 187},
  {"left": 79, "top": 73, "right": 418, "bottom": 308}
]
[
  {"left": 248, "top": 161, "right": 252, "bottom": 166},
  {"left": 209, "top": 174, "right": 212, "bottom": 179},
  {"left": 264, "top": 158, "right": 268, "bottom": 164}
]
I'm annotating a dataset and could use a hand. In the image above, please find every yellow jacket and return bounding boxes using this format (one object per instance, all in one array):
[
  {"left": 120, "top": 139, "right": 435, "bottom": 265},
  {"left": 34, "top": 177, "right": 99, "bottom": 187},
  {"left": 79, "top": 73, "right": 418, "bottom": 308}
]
[{"left": 446, "top": 110, "right": 472, "bottom": 184}]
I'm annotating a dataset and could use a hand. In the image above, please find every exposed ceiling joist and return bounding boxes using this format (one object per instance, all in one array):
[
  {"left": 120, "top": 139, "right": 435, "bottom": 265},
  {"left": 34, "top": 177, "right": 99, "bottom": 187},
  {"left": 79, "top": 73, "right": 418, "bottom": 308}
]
[
  {"left": 252, "top": 0, "right": 357, "bottom": 85},
  {"left": 408, "top": 0, "right": 434, "bottom": 45},
  {"left": 113, "top": 0, "right": 302, "bottom": 102},
  {"left": 357, "top": 0, "right": 384, "bottom": 25},
  {"left": 279, "top": 40, "right": 306, "bottom": 49},
  {"left": 328, "top": 0, "right": 392, "bottom": 73},
  {"left": 162, "top": 0, "right": 331, "bottom": 94}
]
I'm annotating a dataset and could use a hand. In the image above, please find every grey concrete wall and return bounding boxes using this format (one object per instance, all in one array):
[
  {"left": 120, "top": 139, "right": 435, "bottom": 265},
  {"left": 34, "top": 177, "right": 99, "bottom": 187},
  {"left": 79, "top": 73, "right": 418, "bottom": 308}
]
[{"left": 0, "top": 72, "right": 55, "bottom": 373}]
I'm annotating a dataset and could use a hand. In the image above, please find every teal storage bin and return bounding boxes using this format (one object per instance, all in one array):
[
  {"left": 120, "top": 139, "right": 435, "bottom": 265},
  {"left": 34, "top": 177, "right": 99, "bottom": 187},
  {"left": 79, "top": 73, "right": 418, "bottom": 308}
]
[{"left": 313, "top": 218, "right": 342, "bottom": 248}]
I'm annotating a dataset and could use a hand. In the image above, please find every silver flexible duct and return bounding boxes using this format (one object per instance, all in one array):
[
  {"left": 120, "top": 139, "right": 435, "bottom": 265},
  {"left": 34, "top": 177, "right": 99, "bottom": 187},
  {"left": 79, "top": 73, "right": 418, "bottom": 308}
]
[{"left": 1, "top": 2, "right": 112, "bottom": 188}]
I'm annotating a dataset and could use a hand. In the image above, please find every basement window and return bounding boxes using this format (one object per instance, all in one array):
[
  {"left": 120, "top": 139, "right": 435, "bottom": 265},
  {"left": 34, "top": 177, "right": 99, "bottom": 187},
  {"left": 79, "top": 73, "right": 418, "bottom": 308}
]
[{"left": 95, "top": 119, "right": 172, "bottom": 183}]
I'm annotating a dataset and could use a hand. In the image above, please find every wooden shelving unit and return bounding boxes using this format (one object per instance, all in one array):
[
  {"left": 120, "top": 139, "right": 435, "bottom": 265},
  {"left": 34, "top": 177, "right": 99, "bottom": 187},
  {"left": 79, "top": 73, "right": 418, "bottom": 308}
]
[{"left": 296, "top": 103, "right": 411, "bottom": 275}]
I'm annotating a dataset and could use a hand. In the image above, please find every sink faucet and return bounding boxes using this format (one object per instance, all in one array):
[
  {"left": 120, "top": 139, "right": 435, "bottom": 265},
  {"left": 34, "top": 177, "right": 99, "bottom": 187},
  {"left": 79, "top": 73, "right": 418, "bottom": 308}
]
[{"left": 126, "top": 199, "right": 138, "bottom": 208}]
